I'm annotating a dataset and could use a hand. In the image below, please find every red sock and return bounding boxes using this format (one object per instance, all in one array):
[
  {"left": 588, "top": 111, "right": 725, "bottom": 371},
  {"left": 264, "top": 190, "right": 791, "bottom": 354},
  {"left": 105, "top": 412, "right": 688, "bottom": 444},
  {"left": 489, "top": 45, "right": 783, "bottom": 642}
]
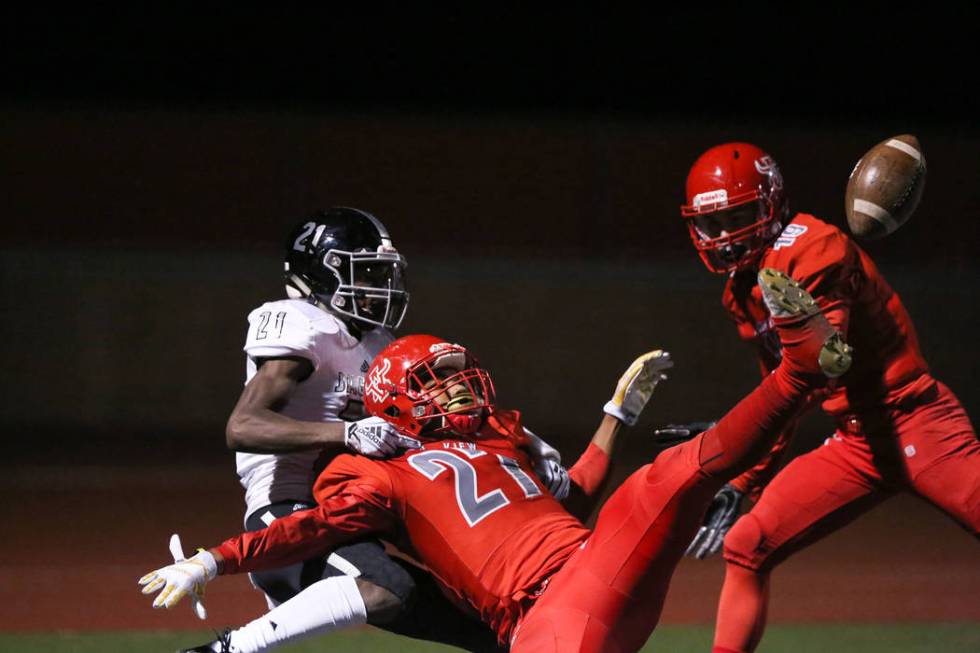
[{"left": 713, "top": 564, "right": 770, "bottom": 653}]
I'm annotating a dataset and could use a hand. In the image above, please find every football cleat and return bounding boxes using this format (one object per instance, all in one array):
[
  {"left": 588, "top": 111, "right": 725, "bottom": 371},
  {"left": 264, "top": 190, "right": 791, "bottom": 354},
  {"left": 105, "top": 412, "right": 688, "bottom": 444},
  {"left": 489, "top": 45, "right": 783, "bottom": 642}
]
[
  {"left": 757, "top": 267, "right": 819, "bottom": 320},
  {"left": 758, "top": 268, "right": 853, "bottom": 378},
  {"left": 177, "top": 628, "right": 234, "bottom": 653}
]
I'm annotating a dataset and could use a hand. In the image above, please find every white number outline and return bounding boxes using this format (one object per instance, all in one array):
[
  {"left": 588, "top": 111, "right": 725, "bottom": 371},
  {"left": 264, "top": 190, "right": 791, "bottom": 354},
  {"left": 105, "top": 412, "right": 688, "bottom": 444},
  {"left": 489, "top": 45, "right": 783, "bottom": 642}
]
[{"left": 408, "top": 449, "right": 542, "bottom": 527}]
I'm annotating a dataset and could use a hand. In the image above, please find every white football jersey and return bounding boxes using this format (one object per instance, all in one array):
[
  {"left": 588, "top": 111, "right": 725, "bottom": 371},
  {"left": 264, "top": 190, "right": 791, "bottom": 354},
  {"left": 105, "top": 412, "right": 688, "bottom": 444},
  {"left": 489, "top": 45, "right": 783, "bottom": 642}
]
[{"left": 236, "top": 299, "right": 393, "bottom": 521}]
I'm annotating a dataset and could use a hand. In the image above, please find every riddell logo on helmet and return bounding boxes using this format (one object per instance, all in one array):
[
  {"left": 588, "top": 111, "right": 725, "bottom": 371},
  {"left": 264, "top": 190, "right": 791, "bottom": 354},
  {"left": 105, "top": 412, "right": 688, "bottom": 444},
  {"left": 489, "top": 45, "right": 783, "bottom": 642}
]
[
  {"left": 429, "top": 342, "right": 455, "bottom": 353},
  {"left": 365, "top": 358, "right": 393, "bottom": 403},
  {"left": 693, "top": 190, "right": 728, "bottom": 209}
]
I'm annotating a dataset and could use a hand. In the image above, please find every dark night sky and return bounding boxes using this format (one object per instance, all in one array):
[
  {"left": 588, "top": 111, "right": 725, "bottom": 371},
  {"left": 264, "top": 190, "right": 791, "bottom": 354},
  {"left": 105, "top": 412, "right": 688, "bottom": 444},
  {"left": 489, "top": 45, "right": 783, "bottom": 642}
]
[{"left": 3, "top": 6, "right": 976, "bottom": 123}]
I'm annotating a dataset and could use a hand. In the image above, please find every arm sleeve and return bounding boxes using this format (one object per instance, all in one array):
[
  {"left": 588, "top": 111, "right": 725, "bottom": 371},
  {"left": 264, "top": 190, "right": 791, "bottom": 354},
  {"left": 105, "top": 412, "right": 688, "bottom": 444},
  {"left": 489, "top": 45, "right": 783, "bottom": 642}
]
[
  {"left": 216, "top": 479, "right": 397, "bottom": 575},
  {"left": 566, "top": 443, "right": 611, "bottom": 498},
  {"left": 562, "top": 443, "right": 612, "bottom": 523}
]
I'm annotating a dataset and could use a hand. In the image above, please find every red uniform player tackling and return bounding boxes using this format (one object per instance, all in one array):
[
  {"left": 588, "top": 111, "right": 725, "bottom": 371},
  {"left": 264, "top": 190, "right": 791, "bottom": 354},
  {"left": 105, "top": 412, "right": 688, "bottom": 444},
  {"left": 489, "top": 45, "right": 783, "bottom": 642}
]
[
  {"left": 679, "top": 142, "right": 980, "bottom": 653},
  {"left": 141, "top": 267, "right": 853, "bottom": 653}
]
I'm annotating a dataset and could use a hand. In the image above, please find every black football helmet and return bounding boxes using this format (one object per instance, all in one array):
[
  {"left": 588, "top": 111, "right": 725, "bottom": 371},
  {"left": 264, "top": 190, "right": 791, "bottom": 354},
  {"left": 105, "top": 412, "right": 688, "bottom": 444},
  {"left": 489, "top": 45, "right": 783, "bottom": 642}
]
[{"left": 284, "top": 207, "right": 409, "bottom": 330}]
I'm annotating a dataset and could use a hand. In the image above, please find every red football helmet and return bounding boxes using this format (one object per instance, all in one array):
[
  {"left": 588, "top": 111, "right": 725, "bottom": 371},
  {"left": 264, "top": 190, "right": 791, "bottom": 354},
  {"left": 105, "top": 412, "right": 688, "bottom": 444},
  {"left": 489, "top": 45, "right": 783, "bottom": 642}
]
[
  {"left": 680, "top": 142, "right": 788, "bottom": 273},
  {"left": 364, "top": 334, "right": 496, "bottom": 438}
]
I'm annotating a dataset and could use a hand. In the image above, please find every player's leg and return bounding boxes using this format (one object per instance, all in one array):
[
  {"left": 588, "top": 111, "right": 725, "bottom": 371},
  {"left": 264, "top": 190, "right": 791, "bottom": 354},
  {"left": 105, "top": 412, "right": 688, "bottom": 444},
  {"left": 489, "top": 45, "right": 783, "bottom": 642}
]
[
  {"left": 199, "top": 504, "right": 415, "bottom": 653},
  {"left": 381, "top": 556, "right": 504, "bottom": 652},
  {"left": 513, "top": 269, "right": 854, "bottom": 652},
  {"left": 511, "top": 440, "right": 718, "bottom": 653},
  {"left": 193, "top": 508, "right": 499, "bottom": 653},
  {"left": 898, "top": 381, "right": 980, "bottom": 536},
  {"left": 712, "top": 434, "right": 889, "bottom": 653}
]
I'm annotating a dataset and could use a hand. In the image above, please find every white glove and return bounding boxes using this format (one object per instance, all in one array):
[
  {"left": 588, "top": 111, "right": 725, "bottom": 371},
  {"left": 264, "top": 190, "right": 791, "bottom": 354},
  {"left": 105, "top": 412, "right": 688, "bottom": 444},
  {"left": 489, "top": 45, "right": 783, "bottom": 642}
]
[
  {"left": 524, "top": 428, "right": 571, "bottom": 500},
  {"left": 344, "top": 416, "right": 422, "bottom": 458},
  {"left": 138, "top": 534, "right": 216, "bottom": 619},
  {"left": 603, "top": 350, "right": 673, "bottom": 427}
]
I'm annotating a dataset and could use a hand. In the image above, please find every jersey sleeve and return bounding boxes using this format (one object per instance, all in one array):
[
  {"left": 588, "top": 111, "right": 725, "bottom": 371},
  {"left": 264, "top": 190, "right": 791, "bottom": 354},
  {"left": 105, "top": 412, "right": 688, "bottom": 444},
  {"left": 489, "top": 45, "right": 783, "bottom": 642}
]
[
  {"left": 566, "top": 443, "right": 611, "bottom": 499},
  {"left": 560, "top": 442, "right": 612, "bottom": 523},
  {"left": 243, "top": 301, "right": 334, "bottom": 368},
  {"left": 779, "top": 226, "right": 863, "bottom": 337},
  {"left": 216, "top": 461, "right": 397, "bottom": 575}
]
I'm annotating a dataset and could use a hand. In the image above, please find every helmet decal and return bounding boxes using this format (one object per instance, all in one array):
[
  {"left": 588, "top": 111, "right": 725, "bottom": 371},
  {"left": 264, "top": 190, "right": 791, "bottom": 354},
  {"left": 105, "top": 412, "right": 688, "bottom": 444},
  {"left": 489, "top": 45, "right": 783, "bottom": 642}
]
[
  {"left": 754, "top": 155, "right": 777, "bottom": 174},
  {"left": 365, "top": 357, "right": 392, "bottom": 404}
]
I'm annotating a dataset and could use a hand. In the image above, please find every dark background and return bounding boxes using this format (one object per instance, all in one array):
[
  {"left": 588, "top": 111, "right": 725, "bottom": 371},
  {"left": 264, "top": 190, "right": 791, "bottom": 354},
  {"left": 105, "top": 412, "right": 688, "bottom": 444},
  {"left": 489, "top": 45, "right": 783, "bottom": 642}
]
[
  {"left": 1, "top": 6, "right": 978, "bottom": 632},
  {"left": 3, "top": 6, "right": 976, "bottom": 457}
]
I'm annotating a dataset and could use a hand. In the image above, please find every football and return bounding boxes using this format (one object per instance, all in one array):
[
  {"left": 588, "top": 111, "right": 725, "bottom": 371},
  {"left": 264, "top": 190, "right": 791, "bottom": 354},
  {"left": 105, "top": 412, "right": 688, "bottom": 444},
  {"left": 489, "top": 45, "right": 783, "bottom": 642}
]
[{"left": 844, "top": 134, "right": 926, "bottom": 240}]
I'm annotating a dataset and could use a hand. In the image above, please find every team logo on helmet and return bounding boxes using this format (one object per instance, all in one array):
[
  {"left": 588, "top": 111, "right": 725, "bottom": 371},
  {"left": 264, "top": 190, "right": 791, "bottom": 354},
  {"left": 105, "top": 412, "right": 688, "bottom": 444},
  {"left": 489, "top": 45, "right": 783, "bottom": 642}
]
[
  {"left": 365, "top": 358, "right": 393, "bottom": 404},
  {"left": 754, "top": 155, "right": 784, "bottom": 189}
]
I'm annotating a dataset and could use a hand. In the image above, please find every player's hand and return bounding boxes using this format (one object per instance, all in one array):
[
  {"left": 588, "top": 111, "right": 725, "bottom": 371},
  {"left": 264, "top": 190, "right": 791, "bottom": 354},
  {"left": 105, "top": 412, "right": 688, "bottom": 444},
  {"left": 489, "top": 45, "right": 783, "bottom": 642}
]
[
  {"left": 344, "top": 416, "right": 422, "bottom": 458},
  {"left": 523, "top": 428, "right": 571, "bottom": 500},
  {"left": 653, "top": 420, "right": 717, "bottom": 447},
  {"left": 138, "top": 534, "right": 217, "bottom": 619},
  {"left": 535, "top": 456, "right": 571, "bottom": 500},
  {"left": 603, "top": 350, "right": 673, "bottom": 427},
  {"left": 685, "top": 484, "right": 745, "bottom": 560}
]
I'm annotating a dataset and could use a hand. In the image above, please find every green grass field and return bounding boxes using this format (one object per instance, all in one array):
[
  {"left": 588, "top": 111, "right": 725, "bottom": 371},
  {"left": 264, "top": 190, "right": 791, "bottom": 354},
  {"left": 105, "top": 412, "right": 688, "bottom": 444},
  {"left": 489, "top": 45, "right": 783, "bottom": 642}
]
[{"left": 3, "top": 624, "right": 979, "bottom": 653}]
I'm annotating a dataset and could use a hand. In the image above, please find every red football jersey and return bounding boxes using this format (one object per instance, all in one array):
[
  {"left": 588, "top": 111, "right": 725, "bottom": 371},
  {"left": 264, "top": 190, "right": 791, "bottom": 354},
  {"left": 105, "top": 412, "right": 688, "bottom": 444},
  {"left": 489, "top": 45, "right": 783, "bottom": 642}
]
[
  {"left": 722, "top": 214, "right": 934, "bottom": 493},
  {"left": 722, "top": 213, "right": 935, "bottom": 494},
  {"left": 723, "top": 213, "right": 931, "bottom": 414},
  {"left": 216, "top": 409, "right": 592, "bottom": 643}
]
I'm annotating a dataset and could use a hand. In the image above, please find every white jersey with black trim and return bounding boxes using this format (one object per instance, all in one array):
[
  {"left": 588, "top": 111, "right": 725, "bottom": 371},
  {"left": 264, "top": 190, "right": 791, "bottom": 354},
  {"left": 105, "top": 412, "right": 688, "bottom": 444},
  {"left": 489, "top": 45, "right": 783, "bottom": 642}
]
[{"left": 236, "top": 299, "right": 394, "bottom": 521}]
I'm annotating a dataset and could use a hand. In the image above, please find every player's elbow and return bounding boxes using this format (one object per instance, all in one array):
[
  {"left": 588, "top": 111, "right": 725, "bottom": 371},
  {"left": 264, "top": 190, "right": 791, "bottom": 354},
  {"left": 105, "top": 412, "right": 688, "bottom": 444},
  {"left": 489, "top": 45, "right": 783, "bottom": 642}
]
[{"left": 225, "top": 414, "right": 254, "bottom": 450}]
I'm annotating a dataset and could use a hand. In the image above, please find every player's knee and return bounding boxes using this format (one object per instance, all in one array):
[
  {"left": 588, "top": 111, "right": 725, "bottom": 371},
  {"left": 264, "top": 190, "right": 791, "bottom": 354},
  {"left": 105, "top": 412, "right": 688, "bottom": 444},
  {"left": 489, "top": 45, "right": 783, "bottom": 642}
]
[
  {"left": 355, "top": 560, "right": 417, "bottom": 625},
  {"left": 357, "top": 578, "right": 407, "bottom": 624},
  {"left": 723, "top": 512, "right": 765, "bottom": 566},
  {"left": 250, "top": 567, "right": 303, "bottom": 605}
]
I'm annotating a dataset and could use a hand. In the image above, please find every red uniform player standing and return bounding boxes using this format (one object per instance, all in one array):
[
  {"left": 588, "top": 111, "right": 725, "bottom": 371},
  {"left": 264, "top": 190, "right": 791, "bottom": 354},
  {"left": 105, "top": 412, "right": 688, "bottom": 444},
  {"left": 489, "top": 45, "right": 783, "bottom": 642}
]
[
  {"left": 678, "top": 142, "right": 980, "bottom": 653},
  {"left": 141, "top": 279, "right": 853, "bottom": 653}
]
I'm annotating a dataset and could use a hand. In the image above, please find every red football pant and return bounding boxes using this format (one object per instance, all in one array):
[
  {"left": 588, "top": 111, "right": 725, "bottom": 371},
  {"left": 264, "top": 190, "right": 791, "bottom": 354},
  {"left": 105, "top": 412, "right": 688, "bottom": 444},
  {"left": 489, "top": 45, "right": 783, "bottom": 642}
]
[
  {"left": 714, "top": 379, "right": 980, "bottom": 653},
  {"left": 511, "top": 346, "right": 818, "bottom": 652}
]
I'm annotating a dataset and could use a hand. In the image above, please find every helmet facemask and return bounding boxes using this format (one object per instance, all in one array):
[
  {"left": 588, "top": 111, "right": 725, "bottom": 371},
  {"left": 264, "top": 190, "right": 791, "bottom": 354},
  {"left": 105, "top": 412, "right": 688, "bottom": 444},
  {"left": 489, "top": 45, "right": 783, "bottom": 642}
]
[
  {"left": 323, "top": 248, "right": 409, "bottom": 330},
  {"left": 406, "top": 349, "right": 496, "bottom": 437},
  {"left": 684, "top": 194, "right": 783, "bottom": 274},
  {"left": 286, "top": 246, "right": 409, "bottom": 330}
]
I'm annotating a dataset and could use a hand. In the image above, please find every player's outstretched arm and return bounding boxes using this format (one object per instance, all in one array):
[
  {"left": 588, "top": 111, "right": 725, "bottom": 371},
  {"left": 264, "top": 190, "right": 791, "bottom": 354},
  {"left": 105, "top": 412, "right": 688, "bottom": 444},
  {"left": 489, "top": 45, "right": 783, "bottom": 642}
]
[
  {"left": 226, "top": 357, "right": 419, "bottom": 457},
  {"left": 139, "top": 479, "right": 399, "bottom": 613},
  {"left": 561, "top": 350, "right": 674, "bottom": 521},
  {"left": 138, "top": 534, "right": 218, "bottom": 620},
  {"left": 602, "top": 349, "right": 673, "bottom": 427}
]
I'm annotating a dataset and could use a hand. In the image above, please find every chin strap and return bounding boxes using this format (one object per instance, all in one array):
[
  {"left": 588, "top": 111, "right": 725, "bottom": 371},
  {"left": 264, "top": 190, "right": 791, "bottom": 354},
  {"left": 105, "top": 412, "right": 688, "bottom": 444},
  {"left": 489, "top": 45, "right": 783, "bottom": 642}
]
[{"left": 444, "top": 411, "right": 485, "bottom": 435}]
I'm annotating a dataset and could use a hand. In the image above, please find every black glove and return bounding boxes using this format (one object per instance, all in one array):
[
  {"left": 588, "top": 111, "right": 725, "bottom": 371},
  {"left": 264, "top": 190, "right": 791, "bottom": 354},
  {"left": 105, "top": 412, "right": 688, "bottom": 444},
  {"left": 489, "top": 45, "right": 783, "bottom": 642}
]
[
  {"left": 685, "top": 483, "right": 745, "bottom": 559},
  {"left": 652, "top": 421, "right": 717, "bottom": 447}
]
